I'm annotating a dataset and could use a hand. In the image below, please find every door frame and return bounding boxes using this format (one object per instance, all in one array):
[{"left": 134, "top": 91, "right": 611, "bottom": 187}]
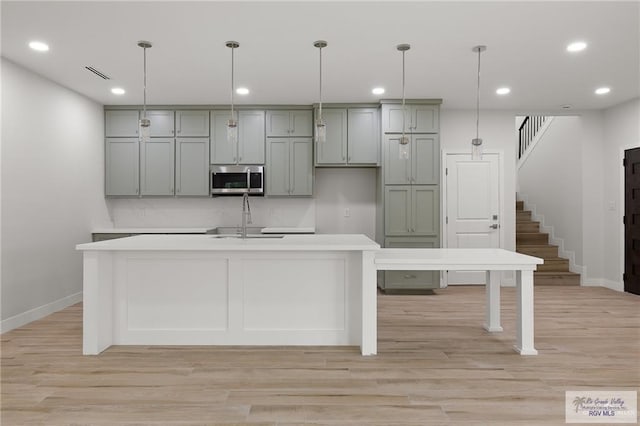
[
  {"left": 621, "top": 144, "right": 640, "bottom": 292},
  {"left": 441, "top": 149, "right": 505, "bottom": 287}
]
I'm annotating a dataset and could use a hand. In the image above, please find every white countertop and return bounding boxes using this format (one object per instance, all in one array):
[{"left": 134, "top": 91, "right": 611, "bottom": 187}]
[
  {"left": 375, "top": 248, "right": 543, "bottom": 270},
  {"left": 91, "top": 227, "right": 315, "bottom": 234},
  {"left": 92, "top": 228, "right": 210, "bottom": 234},
  {"left": 77, "top": 234, "right": 379, "bottom": 252}
]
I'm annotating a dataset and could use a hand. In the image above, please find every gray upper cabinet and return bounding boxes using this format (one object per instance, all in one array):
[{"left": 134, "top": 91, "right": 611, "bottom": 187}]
[
  {"left": 381, "top": 104, "right": 439, "bottom": 133},
  {"left": 105, "top": 110, "right": 139, "bottom": 137},
  {"left": 176, "top": 138, "right": 209, "bottom": 196},
  {"left": 140, "top": 137, "right": 175, "bottom": 196},
  {"left": 266, "top": 110, "right": 312, "bottom": 137},
  {"left": 211, "top": 110, "right": 265, "bottom": 164},
  {"left": 266, "top": 138, "right": 313, "bottom": 196},
  {"left": 176, "top": 110, "right": 209, "bottom": 137},
  {"left": 238, "top": 110, "right": 265, "bottom": 164},
  {"left": 383, "top": 134, "right": 439, "bottom": 185},
  {"left": 105, "top": 137, "right": 139, "bottom": 196},
  {"left": 315, "top": 109, "right": 347, "bottom": 165},
  {"left": 347, "top": 108, "right": 379, "bottom": 165},
  {"left": 315, "top": 107, "right": 379, "bottom": 166},
  {"left": 146, "top": 110, "right": 175, "bottom": 137}
]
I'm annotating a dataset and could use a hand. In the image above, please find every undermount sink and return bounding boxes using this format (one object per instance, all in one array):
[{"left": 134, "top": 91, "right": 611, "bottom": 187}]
[
  {"left": 206, "top": 226, "right": 263, "bottom": 235},
  {"left": 210, "top": 234, "right": 284, "bottom": 239}
]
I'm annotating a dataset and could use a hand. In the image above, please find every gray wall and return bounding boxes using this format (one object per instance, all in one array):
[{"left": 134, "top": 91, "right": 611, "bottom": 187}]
[{"left": 1, "top": 58, "right": 111, "bottom": 330}]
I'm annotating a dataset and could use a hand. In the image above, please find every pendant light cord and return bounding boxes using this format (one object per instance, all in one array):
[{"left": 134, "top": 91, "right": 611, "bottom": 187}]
[
  {"left": 143, "top": 46, "right": 147, "bottom": 119},
  {"left": 476, "top": 47, "right": 481, "bottom": 140},
  {"left": 319, "top": 45, "right": 323, "bottom": 122},
  {"left": 230, "top": 45, "right": 235, "bottom": 119},
  {"left": 402, "top": 49, "right": 406, "bottom": 137}
]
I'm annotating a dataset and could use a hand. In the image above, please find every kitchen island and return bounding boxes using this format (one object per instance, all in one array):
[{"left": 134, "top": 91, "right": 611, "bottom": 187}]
[{"left": 76, "top": 234, "right": 380, "bottom": 355}]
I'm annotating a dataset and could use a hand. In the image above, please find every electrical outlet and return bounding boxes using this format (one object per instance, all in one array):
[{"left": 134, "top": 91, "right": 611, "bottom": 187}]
[{"left": 344, "top": 208, "right": 350, "bottom": 218}]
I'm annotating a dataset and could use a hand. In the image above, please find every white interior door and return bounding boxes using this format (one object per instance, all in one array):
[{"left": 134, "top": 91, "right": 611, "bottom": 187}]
[{"left": 445, "top": 153, "right": 501, "bottom": 284}]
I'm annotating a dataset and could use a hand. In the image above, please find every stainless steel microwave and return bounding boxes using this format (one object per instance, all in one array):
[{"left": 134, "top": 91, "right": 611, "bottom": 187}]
[{"left": 211, "top": 165, "right": 264, "bottom": 195}]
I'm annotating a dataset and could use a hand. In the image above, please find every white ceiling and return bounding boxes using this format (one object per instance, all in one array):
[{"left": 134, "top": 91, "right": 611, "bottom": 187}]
[{"left": 2, "top": 1, "right": 639, "bottom": 110}]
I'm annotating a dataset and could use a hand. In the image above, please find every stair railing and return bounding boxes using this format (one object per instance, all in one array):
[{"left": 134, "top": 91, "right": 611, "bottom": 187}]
[{"left": 518, "top": 116, "right": 548, "bottom": 160}]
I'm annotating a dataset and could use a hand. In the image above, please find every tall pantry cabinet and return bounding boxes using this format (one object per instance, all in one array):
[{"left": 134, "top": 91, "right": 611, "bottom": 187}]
[{"left": 377, "top": 100, "right": 442, "bottom": 291}]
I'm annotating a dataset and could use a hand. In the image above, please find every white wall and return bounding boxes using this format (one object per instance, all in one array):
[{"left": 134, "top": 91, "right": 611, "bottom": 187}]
[
  {"left": 518, "top": 116, "right": 584, "bottom": 266},
  {"left": 0, "top": 58, "right": 112, "bottom": 331},
  {"left": 603, "top": 98, "right": 640, "bottom": 290}
]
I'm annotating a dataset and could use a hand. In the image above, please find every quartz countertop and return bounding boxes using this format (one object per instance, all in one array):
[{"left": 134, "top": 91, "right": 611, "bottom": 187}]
[
  {"left": 77, "top": 234, "right": 379, "bottom": 252},
  {"left": 91, "top": 227, "right": 315, "bottom": 234}
]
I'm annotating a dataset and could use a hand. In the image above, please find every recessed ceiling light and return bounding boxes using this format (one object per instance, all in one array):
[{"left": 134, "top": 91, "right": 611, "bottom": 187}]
[
  {"left": 566, "top": 41, "right": 587, "bottom": 52},
  {"left": 496, "top": 87, "right": 511, "bottom": 95},
  {"left": 236, "top": 87, "right": 249, "bottom": 95},
  {"left": 372, "top": 87, "right": 385, "bottom": 95},
  {"left": 111, "top": 88, "right": 126, "bottom": 95},
  {"left": 28, "top": 41, "right": 49, "bottom": 52},
  {"left": 595, "top": 87, "right": 611, "bottom": 95}
]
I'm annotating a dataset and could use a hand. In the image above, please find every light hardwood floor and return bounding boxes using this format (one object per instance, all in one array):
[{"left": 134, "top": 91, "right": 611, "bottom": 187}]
[{"left": 2, "top": 286, "right": 639, "bottom": 425}]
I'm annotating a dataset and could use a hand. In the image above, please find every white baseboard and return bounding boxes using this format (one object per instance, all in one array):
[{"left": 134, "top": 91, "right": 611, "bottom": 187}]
[
  {"left": 582, "top": 279, "right": 624, "bottom": 292},
  {"left": 1, "top": 292, "right": 83, "bottom": 334}
]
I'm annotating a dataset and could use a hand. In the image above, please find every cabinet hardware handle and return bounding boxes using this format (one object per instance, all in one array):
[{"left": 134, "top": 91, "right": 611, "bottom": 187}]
[
  {"left": 489, "top": 224, "right": 499, "bottom": 229},
  {"left": 404, "top": 274, "right": 417, "bottom": 279}
]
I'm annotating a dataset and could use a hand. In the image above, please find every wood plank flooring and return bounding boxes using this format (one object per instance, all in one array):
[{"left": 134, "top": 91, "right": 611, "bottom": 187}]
[{"left": 2, "top": 286, "right": 639, "bottom": 425}]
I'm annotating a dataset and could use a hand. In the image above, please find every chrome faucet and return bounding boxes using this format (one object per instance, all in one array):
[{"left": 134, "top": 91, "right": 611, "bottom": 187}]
[{"left": 241, "top": 193, "right": 252, "bottom": 239}]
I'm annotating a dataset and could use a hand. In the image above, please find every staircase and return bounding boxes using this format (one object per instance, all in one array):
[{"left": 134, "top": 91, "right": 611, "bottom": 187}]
[{"left": 516, "top": 200, "right": 580, "bottom": 285}]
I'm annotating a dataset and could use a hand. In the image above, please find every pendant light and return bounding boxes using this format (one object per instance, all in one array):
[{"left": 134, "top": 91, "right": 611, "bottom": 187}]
[
  {"left": 226, "top": 41, "right": 239, "bottom": 144},
  {"left": 472, "top": 45, "right": 487, "bottom": 160},
  {"left": 397, "top": 43, "right": 410, "bottom": 160},
  {"left": 314, "top": 40, "right": 327, "bottom": 144},
  {"left": 137, "top": 40, "right": 152, "bottom": 143}
]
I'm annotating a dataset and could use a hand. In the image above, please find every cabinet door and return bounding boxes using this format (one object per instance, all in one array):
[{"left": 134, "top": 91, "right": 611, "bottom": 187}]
[
  {"left": 383, "top": 237, "right": 440, "bottom": 290},
  {"left": 383, "top": 135, "right": 411, "bottom": 184},
  {"left": 290, "top": 110, "right": 313, "bottom": 137},
  {"left": 411, "top": 104, "right": 439, "bottom": 132},
  {"left": 146, "top": 110, "right": 175, "bottom": 137},
  {"left": 290, "top": 138, "right": 313, "bottom": 196},
  {"left": 238, "top": 110, "right": 265, "bottom": 164},
  {"left": 412, "top": 186, "right": 439, "bottom": 235},
  {"left": 266, "top": 139, "right": 290, "bottom": 196},
  {"left": 176, "top": 138, "right": 209, "bottom": 196},
  {"left": 412, "top": 134, "right": 439, "bottom": 184},
  {"left": 105, "top": 137, "right": 139, "bottom": 196},
  {"left": 176, "top": 110, "right": 209, "bottom": 137},
  {"left": 105, "top": 110, "right": 139, "bottom": 137},
  {"left": 210, "top": 110, "right": 236, "bottom": 164},
  {"left": 348, "top": 108, "right": 379, "bottom": 164},
  {"left": 384, "top": 186, "right": 411, "bottom": 235},
  {"left": 141, "top": 137, "right": 175, "bottom": 196},
  {"left": 266, "top": 111, "right": 292, "bottom": 136},
  {"left": 381, "top": 104, "right": 410, "bottom": 133},
  {"left": 315, "top": 109, "right": 347, "bottom": 165}
]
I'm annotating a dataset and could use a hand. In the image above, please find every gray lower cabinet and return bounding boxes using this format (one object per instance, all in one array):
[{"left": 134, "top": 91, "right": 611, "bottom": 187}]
[
  {"left": 266, "top": 138, "right": 313, "bottom": 196},
  {"left": 176, "top": 138, "right": 209, "bottom": 196},
  {"left": 210, "top": 110, "right": 265, "bottom": 164},
  {"left": 384, "top": 186, "right": 439, "bottom": 236},
  {"left": 382, "top": 237, "right": 440, "bottom": 290},
  {"left": 141, "top": 138, "right": 175, "bottom": 196},
  {"left": 105, "top": 137, "right": 139, "bottom": 196}
]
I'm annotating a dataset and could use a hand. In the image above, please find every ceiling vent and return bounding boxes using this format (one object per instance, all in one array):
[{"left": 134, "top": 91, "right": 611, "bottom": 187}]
[{"left": 85, "top": 66, "right": 110, "bottom": 80}]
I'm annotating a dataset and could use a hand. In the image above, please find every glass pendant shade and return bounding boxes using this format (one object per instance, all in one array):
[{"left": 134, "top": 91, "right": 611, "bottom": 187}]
[
  {"left": 315, "top": 119, "right": 326, "bottom": 144},
  {"left": 399, "top": 135, "right": 410, "bottom": 160},
  {"left": 227, "top": 115, "right": 238, "bottom": 145},
  {"left": 471, "top": 138, "right": 483, "bottom": 160},
  {"left": 139, "top": 119, "right": 150, "bottom": 143}
]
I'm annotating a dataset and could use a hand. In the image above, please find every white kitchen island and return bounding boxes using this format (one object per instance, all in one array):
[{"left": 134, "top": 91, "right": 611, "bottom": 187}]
[
  {"left": 76, "top": 234, "right": 380, "bottom": 356},
  {"left": 77, "top": 235, "right": 543, "bottom": 356}
]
